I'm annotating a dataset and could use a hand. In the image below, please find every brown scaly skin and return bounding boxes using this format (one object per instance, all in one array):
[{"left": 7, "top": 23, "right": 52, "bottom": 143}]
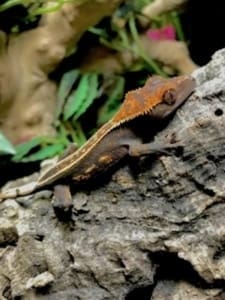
[{"left": 0, "top": 75, "right": 195, "bottom": 219}]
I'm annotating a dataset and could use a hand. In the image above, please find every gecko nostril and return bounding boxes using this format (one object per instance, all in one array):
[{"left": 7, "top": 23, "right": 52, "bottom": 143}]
[{"left": 214, "top": 108, "right": 223, "bottom": 116}]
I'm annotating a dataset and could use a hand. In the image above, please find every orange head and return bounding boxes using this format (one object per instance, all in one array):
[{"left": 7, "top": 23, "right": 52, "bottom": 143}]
[{"left": 112, "top": 75, "right": 195, "bottom": 124}]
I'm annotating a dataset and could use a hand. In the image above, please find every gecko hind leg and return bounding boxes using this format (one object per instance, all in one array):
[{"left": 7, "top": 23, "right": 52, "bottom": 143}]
[{"left": 128, "top": 140, "right": 183, "bottom": 157}]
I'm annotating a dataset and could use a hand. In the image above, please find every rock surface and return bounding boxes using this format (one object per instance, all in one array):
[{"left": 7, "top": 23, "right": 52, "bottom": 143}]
[{"left": 1, "top": 49, "right": 225, "bottom": 299}]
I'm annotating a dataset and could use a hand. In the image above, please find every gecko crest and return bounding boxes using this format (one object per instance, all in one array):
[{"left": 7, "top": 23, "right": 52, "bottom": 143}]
[
  {"left": 37, "top": 75, "right": 192, "bottom": 187},
  {"left": 112, "top": 76, "right": 182, "bottom": 124}
]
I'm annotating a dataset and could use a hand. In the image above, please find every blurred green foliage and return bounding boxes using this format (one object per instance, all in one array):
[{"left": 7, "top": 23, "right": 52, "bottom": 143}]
[
  {"left": 0, "top": 132, "right": 16, "bottom": 155},
  {"left": 0, "top": 0, "right": 185, "bottom": 163},
  {"left": 0, "top": 0, "right": 88, "bottom": 14}
]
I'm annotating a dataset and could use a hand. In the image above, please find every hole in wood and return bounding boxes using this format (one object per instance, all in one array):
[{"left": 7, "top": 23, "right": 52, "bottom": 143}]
[{"left": 214, "top": 108, "right": 223, "bottom": 116}]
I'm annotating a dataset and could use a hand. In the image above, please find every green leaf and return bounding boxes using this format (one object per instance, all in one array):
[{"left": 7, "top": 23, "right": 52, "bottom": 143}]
[
  {"left": 128, "top": 14, "right": 166, "bottom": 76},
  {"left": 88, "top": 27, "right": 108, "bottom": 38},
  {"left": 73, "top": 73, "right": 99, "bottom": 120},
  {"left": 0, "top": 132, "right": 16, "bottom": 155},
  {"left": 12, "top": 136, "right": 44, "bottom": 162},
  {"left": 171, "top": 11, "right": 185, "bottom": 41},
  {"left": 97, "top": 76, "right": 125, "bottom": 125},
  {"left": 63, "top": 73, "right": 90, "bottom": 120},
  {"left": 21, "top": 143, "right": 65, "bottom": 162},
  {"left": 56, "top": 69, "right": 80, "bottom": 119},
  {"left": 71, "top": 121, "right": 87, "bottom": 146}
]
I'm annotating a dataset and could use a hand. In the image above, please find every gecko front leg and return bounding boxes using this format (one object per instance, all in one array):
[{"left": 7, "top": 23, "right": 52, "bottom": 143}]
[{"left": 127, "top": 139, "right": 183, "bottom": 157}]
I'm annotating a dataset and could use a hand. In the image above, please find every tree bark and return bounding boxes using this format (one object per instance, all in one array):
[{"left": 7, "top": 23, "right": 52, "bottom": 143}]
[{"left": 1, "top": 49, "right": 225, "bottom": 300}]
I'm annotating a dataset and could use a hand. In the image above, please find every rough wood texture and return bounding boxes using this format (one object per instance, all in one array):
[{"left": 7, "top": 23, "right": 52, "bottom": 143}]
[{"left": 1, "top": 49, "right": 225, "bottom": 299}]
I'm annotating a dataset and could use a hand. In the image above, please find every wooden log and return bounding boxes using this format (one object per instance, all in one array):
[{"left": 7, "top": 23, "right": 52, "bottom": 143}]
[{"left": 1, "top": 49, "right": 225, "bottom": 299}]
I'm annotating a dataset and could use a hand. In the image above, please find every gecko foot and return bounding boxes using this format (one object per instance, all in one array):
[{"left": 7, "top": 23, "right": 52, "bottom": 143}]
[{"left": 53, "top": 184, "right": 73, "bottom": 221}]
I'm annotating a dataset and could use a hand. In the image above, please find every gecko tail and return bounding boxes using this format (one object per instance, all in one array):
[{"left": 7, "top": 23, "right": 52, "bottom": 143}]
[{"left": 0, "top": 182, "right": 37, "bottom": 202}]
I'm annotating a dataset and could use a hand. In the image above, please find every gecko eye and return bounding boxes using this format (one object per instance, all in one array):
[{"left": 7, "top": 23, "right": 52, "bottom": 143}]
[{"left": 162, "top": 89, "right": 176, "bottom": 105}]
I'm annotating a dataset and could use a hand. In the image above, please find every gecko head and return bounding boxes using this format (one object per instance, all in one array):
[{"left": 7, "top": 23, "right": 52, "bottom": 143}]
[
  {"left": 112, "top": 75, "right": 196, "bottom": 123},
  {"left": 149, "top": 75, "right": 196, "bottom": 119}
]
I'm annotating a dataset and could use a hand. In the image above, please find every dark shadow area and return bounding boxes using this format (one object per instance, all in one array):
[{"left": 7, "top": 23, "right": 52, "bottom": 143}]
[
  {"left": 0, "top": 4, "right": 39, "bottom": 32},
  {"left": 150, "top": 251, "right": 225, "bottom": 289},
  {"left": 0, "top": 160, "right": 40, "bottom": 187},
  {"left": 126, "top": 251, "right": 225, "bottom": 300},
  {"left": 181, "top": 0, "right": 225, "bottom": 65},
  {"left": 125, "top": 285, "right": 154, "bottom": 300}
]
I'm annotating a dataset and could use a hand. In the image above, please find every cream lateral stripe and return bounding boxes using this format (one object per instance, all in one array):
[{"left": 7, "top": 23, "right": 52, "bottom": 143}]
[
  {"left": 37, "top": 91, "right": 158, "bottom": 187},
  {"left": 37, "top": 120, "right": 116, "bottom": 187}
]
